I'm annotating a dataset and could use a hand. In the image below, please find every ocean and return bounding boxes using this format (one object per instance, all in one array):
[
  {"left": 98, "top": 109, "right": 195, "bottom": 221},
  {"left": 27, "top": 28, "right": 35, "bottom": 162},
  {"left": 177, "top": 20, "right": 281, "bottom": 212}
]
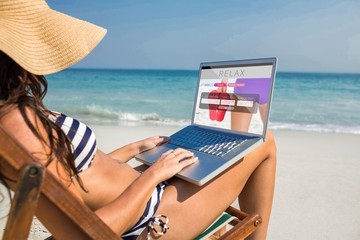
[{"left": 45, "top": 69, "right": 360, "bottom": 135}]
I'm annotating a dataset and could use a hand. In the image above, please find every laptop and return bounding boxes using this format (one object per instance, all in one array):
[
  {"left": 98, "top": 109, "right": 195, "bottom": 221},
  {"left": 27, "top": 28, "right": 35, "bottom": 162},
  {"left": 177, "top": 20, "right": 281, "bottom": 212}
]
[{"left": 136, "top": 57, "right": 277, "bottom": 185}]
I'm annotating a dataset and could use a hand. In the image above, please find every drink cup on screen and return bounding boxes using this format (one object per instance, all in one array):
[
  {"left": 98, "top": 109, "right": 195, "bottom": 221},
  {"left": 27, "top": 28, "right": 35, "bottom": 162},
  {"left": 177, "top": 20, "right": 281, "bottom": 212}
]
[
  {"left": 208, "top": 90, "right": 230, "bottom": 122},
  {"left": 216, "top": 92, "right": 230, "bottom": 122},
  {"left": 208, "top": 90, "right": 219, "bottom": 121}
]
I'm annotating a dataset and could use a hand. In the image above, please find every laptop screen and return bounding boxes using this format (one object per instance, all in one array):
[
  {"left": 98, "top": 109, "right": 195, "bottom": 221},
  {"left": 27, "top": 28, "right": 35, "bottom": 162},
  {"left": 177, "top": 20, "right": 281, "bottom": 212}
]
[{"left": 193, "top": 58, "right": 277, "bottom": 137}]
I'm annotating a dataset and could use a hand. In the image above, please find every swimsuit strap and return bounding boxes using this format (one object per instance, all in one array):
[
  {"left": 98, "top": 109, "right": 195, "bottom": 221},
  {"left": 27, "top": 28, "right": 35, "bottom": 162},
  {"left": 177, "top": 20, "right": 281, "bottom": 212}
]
[{"left": 147, "top": 214, "right": 169, "bottom": 240}]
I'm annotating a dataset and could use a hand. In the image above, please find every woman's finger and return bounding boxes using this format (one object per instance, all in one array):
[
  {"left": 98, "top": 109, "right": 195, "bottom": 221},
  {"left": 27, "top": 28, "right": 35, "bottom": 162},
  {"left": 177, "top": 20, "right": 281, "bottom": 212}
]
[{"left": 179, "top": 156, "right": 198, "bottom": 166}]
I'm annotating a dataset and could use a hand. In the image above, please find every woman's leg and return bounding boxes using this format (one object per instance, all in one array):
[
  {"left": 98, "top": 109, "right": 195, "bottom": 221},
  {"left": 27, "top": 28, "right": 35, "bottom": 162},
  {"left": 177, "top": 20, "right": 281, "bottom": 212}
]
[
  {"left": 141, "top": 131, "right": 276, "bottom": 240},
  {"left": 231, "top": 111, "right": 252, "bottom": 132},
  {"left": 259, "top": 104, "right": 268, "bottom": 123},
  {"left": 239, "top": 131, "right": 276, "bottom": 239}
]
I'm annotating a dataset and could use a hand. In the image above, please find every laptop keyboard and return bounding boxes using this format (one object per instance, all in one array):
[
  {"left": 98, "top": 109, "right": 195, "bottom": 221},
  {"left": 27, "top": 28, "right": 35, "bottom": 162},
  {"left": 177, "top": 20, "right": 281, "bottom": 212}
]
[{"left": 169, "top": 126, "right": 248, "bottom": 157}]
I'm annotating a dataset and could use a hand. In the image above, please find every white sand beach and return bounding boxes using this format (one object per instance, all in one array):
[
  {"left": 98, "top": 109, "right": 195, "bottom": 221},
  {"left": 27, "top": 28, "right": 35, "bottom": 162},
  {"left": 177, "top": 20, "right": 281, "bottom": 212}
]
[
  {"left": 93, "top": 126, "right": 360, "bottom": 239},
  {"left": 1, "top": 126, "right": 360, "bottom": 239}
]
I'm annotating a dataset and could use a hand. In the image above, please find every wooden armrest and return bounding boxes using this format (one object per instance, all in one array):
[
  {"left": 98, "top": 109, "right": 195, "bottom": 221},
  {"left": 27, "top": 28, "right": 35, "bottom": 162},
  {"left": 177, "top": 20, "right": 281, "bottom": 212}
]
[
  {"left": 3, "top": 163, "right": 44, "bottom": 240},
  {"left": 219, "top": 206, "right": 262, "bottom": 240}
]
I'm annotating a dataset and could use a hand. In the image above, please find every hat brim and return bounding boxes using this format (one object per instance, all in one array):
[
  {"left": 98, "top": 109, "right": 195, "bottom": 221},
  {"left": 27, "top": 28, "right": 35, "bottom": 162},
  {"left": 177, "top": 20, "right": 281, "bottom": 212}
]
[{"left": 0, "top": 5, "right": 106, "bottom": 75}]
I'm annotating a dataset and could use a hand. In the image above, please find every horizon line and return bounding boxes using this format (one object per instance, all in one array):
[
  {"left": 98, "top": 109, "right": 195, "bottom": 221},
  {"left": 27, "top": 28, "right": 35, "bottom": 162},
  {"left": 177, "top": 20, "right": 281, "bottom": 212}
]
[{"left": 68, "top": 67, "right": 360, "bottom": 75}]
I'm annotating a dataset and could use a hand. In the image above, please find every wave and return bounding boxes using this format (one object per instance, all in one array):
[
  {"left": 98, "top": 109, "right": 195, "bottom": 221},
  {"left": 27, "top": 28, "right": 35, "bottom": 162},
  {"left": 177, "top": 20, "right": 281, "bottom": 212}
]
[
  {"left": 65, "top": 104, "right": 190, "bottom": 127},
  {"left": 269, "top": 122, "right": 360, "bottom": 135},
  {"left": 75, "top": 105, "right": 119, "bottom": 119},
  {"left": 117, "top": 112, "right": 190, "bottom": 126}
]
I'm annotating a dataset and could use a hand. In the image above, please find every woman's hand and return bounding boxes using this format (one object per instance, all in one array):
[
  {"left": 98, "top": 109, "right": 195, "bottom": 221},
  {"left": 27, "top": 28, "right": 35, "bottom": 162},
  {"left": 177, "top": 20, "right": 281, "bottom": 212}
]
[
  {"left": 138, "top": 136, "right": 170, "bottom": 153},
  {"left": 108, "top": 136, "right": 169, "bottom": 163},
  {"left": 147, "top": 148, "right": 198, "bottom": 182}
]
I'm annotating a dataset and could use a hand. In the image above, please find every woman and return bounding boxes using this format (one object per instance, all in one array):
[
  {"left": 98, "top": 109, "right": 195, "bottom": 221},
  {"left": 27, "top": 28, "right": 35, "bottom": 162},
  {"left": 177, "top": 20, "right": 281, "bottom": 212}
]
[{"left": 0, "top": 1, "right": 276, "bottom": 239}]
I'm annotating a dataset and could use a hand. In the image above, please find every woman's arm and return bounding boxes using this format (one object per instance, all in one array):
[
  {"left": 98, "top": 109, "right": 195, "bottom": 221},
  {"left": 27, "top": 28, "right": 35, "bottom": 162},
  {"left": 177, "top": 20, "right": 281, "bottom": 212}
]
[{"left": 108, "top": 136, "right": 170, "bottom": 163}]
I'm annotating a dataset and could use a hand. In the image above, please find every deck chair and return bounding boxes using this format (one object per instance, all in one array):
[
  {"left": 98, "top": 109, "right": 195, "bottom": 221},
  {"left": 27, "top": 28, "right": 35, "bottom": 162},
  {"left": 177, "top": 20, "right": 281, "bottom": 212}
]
[{"left": 0, "top": 125, "right": 261, "bottom": 240}]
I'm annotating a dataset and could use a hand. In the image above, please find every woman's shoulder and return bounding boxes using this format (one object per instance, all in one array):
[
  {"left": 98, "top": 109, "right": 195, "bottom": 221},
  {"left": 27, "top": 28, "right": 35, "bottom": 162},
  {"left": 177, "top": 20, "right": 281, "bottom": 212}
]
[
  {"left": 1, "top": 107, "right": 66, "bottom": 128},
  {"left": 0, "top": 105, "right": 29, "bottom": 127},
  {"left": 0, "top": 107, "right": 49, "bottom": 157}
]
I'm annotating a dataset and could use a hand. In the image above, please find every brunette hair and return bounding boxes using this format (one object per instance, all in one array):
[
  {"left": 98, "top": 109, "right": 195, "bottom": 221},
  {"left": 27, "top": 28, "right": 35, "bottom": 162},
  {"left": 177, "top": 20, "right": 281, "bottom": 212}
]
[{"left": 0, "top": 51, "right": 84, "bottom": 189}]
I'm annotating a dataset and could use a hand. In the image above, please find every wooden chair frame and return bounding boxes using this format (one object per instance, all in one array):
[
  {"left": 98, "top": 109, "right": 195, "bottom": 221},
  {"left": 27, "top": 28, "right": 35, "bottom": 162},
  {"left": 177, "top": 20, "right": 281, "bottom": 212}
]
[{"left": 0, "top": 125, "right": 261, "bottom": 239}]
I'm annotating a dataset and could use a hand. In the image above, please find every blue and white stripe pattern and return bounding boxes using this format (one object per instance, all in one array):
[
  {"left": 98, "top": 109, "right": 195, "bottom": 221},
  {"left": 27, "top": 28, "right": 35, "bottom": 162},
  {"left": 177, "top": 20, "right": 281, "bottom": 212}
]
[
  {"left": 49, "top": 113, "right": 97, "bottom": 173},
  {"left": 122, "top": 182, "right": 168, "bottom": 240}
]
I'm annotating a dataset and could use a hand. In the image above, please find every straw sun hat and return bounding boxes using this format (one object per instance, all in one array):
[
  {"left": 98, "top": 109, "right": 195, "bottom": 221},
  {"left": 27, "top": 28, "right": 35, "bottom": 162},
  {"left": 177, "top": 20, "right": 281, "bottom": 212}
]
[{"left": 0, "top": 0, "right": 107, "bottom": 75}]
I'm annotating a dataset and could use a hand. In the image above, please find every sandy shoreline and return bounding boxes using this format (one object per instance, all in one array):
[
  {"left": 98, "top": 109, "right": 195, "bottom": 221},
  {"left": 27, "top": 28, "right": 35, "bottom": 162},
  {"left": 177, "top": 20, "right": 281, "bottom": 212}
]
[{"left": 1, "top": 126, "right": 359, "bottom": 239}]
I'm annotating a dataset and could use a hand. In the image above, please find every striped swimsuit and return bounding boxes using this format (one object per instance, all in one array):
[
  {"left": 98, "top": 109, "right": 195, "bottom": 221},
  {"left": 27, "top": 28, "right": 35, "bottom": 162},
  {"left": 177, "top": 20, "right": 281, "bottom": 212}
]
[
  {"left": 122, "top": 182, "right": 167, "bottom": 240},
  {"left": 49, "top": 113, "right": 97, "bottom": 172}
]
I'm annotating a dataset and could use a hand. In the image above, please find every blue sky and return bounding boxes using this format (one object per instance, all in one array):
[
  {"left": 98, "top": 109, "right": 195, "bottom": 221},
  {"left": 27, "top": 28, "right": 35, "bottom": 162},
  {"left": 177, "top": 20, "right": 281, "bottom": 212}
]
[{"left": 48, "top": 0, "right": 360, "bottom": 73}]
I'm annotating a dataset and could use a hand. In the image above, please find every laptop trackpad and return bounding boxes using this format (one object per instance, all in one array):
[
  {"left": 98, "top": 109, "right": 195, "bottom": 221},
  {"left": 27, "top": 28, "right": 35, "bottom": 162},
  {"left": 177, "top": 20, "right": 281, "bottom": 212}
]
[{"left": 135, "top": 143, "right": 226, "bottom": 185}]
